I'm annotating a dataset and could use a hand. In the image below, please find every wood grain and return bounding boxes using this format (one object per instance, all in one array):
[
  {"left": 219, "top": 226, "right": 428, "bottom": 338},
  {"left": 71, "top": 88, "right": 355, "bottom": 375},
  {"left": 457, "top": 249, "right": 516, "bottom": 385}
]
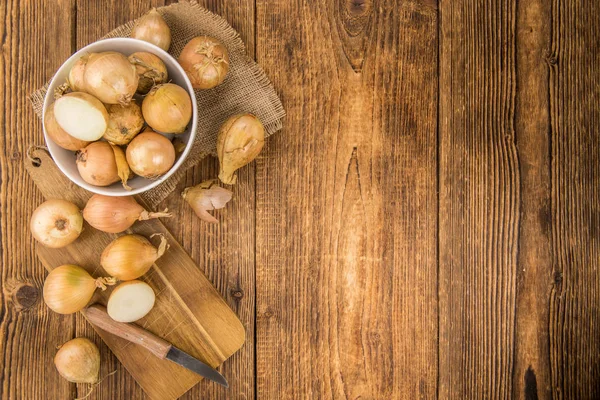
[
  {"left": 0, "top": 1, "right": 76, "bottom": 399},
  {"left": 548, "top": 0, "right": 600, "bottom": 398},
  {"left": 439, "top": 0, "right": 520, "bottom": 398},
  {"left": 255, "top": 0, "right": 438, "bottom": 398}
]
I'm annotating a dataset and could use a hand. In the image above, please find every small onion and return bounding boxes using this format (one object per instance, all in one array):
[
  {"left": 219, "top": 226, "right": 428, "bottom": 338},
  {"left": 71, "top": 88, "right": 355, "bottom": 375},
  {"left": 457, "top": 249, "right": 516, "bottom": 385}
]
[
  {"left": 103, "top": 102, "right": 145, "bottom": 145},
  {"left": 54, "top": 338, "right": 100, "bottom": 384},
  {"left": 217, "top": 113, "right": 265, "bottom": 184},
  {"left": 131, "top": 8, "right": 171, "bottom": 51},
  {"left": 101, "top": 234, "right": 168, "bottom": 281},
  {"left": 128, "top": 52, "right": 168, "bottom": 94},
  {"left": 43, "top": 265, "right": 116, "bottom": 314},
  {"left": 83, "top": 51, "right": 138, "bottom": 105},
  {"left": 83, "top": 194, "right": 172, "bottom": 233},
  {"left": 76, "top": 142, "right": 120, "bottom": 187},
  {"left": 178, "top": 36, "right": 230, "bottom": 89},
  {"left": 67, "top": 56, "right": 88, "bottom": 92},
  {"left": 182, "top": 180, "right": 232, "bottom": 223},
  {"left": 53, "top": 92, "right": 109, "bottom": 142},
  {"left": 44, "top": 102, "right": 91, "bottom": 151},
  {"left": 142, "top": 83, "right": 192, "bottom": 134},
  {"left": 30, "top": 199, "right": 83, "bottom": 248},
  {"left": 126, "top": 130, "right": 176, "bottom": 178}
]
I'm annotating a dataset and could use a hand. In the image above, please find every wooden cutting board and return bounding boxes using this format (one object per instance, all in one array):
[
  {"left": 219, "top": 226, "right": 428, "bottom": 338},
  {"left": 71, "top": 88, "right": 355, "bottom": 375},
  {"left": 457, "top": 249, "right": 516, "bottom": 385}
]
[{"left": 25, "top": 148, "right": 245, "bottom": 400}]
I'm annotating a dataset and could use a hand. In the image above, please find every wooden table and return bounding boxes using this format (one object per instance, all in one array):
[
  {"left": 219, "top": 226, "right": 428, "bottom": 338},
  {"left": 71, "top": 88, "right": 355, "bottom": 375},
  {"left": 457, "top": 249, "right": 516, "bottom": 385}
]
[{"left": 1, "top": 0, "right": 598, "bottom": 398}]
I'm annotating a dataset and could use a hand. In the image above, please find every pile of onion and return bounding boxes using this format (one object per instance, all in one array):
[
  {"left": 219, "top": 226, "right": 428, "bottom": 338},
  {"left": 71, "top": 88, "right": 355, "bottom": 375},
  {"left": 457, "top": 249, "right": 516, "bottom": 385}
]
[
  {"left": 30, "top": 199, "right": 83, "bottom": 248},
  {"left": 178, "top": 36, "right": 230, "bottom": 89},
  {"left": 142, "top": 83, "right": 192, "bottom": 134},
  {"left": 83, "top": 52, "right": 138, "bottom": 105},
  {"left": 77, "top": 142, "right": 131, "bottom": 189},
  {"left": 126, "top": 129, "right": 176, "bottom": 178}
]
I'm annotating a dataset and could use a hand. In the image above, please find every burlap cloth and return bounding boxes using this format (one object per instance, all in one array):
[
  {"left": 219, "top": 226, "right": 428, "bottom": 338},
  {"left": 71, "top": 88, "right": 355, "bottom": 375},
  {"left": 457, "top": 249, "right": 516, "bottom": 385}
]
[{"left": 29, "top": 0, "right": 284, "bottom": 207}]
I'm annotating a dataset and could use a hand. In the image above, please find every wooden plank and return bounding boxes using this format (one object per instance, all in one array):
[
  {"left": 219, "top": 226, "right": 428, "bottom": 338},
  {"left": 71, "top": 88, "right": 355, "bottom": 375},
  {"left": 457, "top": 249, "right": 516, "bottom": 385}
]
[
  {"left": 438, "top": 0, "right": 520, "bottom": 398},
  {"left": 159, "top": 1, "right": 257, "bottom": 398},
  {"left": 547, "top": 1, "right": 600, "bottom": 398},
  {"left": 513, "top": 0, "right": 553, "bottom": 397},
  {"left": 255, "top": 1, "right": 438, "bottom": 398},
  {"left": 0, "top": 1, "right": 76, "bottom": 399}
]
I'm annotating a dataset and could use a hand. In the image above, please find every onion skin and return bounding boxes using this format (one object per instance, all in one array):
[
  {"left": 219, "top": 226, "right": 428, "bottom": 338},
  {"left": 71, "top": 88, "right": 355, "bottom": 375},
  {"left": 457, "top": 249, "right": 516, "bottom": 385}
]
[
  {"left": 103, "top": 102, "right": 144, "bottom": 145},
  {"left": 44, "top": 102, "right": 91, "bottom": 151},
  {"left": 83, "top": 51, "right": 138, "bottom": 105},
  {"left": 101, "top": 234, "right": 168, "bottom": 281},
  {"left": 54, "top": 338, "right": 100, "bottom": 384},
  {"left": 217, "top": 114, "right": 265, "bottom": 184},
  {"left": 30, "top": 199, "right": 83, "bottom": 248},
  {"left": 67, "top": 56, "right": 88, "bottom": 92},
  {"left": 178, "top": 36, "right": 230, "bottom": 89},
  {"left": 128, "top": 52, "right": 168, "bottom": 94},
  {"left": 126, "top": 131, "right": 176, "bottom": 179},
  {"left": 131, "top": 9, "right": 171, "bottom": 51},
  {"left": 182, "top": 180, "right": 232, "bottom": 223},
  {"left": 142, "top": 83, "right": 192, "bottom": 134},
  {"left": 76, "top": 142, "right": 120, "bottom": 187},
  {"left": 43, "top": 265, "right": 116, "bottom": 314},
  {"left": 83, "top": 194, "right": 172, "bottom": 233}
]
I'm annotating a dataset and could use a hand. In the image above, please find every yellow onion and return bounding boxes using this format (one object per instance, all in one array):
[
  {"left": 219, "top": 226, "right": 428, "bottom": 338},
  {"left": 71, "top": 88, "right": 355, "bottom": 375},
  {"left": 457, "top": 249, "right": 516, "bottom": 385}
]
[
  {"left": 217, "top": 113, "right": 265, "bottom": 184},
  {"left": 131, "top": 8, "right": 171, "bottom": 51},
  {"left": 54, "top": 338, "right": 100, "bottom": 384},
  {"left": 178, "top": 36, "right": 230, "bottom": 89},
  {"left": 44, "top": 102, "right": 91, "bottom": 151},
  {"left": 101, "top": 234, "right": 168, "bottom": 280},
  {"left": 128, "top": 52, "right": 168, "bottom": 94},
  {"left": 43, "top": 265, "right": 116, "bottom": 314},
  {"left": 76, "top": 142, "right": 120, "bottom": 187},
  {"left": 30, "top": 199, "right": 83, "bottom": 248},
  {"left": 83, "top": 194, "right": 172, "bottom": 233},
  {"left": 53, "top": 92, "right": 109, "bottom": 141},
  {"left": 103, "top": 102, "right": 144, "bottom": 145},
  {"left": 182, "top": 180, "right": 232, "bottom": 223},
  {"left": 67, "top": 55, "right": 88, "bottom": 92},
  {"left": 126, "top": 130, "right": 175, "bottom": 178},
  {"left": 107, "top": 281, "right": 155, "bottom": 322},
  {"left": 142, "top": 83, "right": 192, "bottom": 134},
  {"left": 83, "top": 52, "right": 138, "bottom": 105}
]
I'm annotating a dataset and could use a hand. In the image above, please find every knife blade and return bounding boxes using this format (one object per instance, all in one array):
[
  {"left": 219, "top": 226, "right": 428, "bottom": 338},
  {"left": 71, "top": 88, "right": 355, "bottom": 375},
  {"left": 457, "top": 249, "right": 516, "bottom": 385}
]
[{"left": 82, "top": 304, "right": 228, "bottom": 388}]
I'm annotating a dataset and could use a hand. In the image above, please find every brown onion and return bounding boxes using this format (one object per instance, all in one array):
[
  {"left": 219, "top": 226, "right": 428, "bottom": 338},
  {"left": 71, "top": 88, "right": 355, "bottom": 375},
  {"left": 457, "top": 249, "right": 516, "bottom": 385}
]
[
  {"left": 103, "top": 102, "right": 144, "bottom": 145},
  {"left": 30, "top": 199, "right": 83, "bottom": 248},
  {"left": 83, "top": 52, "right": 138, "bottom": 105},
  {"left": 131, "top": 9, "right": 171, "bottom": 51},
  {"left": 126, "top": 131, "right": 175, "bottom": 178},
  {"left": 217, "top": 113, "right": 265, "bottom": 184},
  {"left": 44, "top": 102, "right": 90, "bottom": 151},
  {"left": 76, "top": 142, "right": 120, "bottom": 187},
  {"left": 141, "top": 83, "right": 192, "bottom": 134},
  {"left": 101, "top": 234, "right": 168, "bottom": 280},
  {"left": 83, "top": 194, "right": 171, "bottom": 233},
  {"left": 54, "top": 338, "right": 100, "bottom": 384},
  {"left": 67, "top": 56, "right": 88, "bottom": 92},
  {"left": 178, "top": 36, "right": 230, "bottom": 89},
  {"left": 128, "top": 52, "right": 168, "bottom": 94}
]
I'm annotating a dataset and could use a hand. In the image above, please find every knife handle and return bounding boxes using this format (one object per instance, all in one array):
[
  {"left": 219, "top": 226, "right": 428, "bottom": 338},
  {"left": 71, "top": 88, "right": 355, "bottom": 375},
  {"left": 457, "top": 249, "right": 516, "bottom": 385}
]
[{"left": 82, "top": 304, "right": 172, "bottom": 359}]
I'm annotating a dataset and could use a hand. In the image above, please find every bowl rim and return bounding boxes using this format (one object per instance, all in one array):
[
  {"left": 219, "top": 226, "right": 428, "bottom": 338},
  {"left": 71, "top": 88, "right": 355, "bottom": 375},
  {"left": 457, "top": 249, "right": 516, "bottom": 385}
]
[{"left": 42, "top": 37, "right": 198, "bottom": 196}]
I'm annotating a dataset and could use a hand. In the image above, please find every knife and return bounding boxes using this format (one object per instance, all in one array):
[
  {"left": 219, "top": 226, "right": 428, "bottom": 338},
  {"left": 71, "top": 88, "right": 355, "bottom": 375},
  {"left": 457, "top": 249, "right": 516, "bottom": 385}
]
[{"left": 82, "top": 304, "right": 228, "bottom": 388}]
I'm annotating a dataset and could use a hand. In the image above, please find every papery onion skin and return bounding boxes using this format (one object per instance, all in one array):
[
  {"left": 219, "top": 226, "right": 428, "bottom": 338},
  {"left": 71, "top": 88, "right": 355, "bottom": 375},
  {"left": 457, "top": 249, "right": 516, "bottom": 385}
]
[
  {"left": 67, "top": 56, "right": 88, "bottom": 92},
  {"left": 44, "top": 102, "right": 91, "bottom": 151},
  {"left": 30, "top": 199, "right": 83, "bottom": 248},
  {"left": 101, "top": 234, "right": 168, "bottom": 280},
  {"left": 83, "top": 51, "right": 138, "bottom": 105},
  {"left": 217, "top": 113, "right": 265, "bottom": 184},
  {"left": 131, "top": 9, "right": 171, "bottom": 51},
  {"left": 83, "top": 194, "right": 172, "bottom": 233},
  {"left": 43, "top": 265, "right": 115, "bottom": 314},
  {"left": 178, "top": 36, "right": 230, "bottom": 89},
  {"left": 128, "top": 52, "right": 168, "bottom": 94},
  {"left": 103, "top": 102, "right": 145, "bottom": 145},
  {"left": 126, "top": 131, "right": 176, "bottom": 178},
  {"left": 76, "top": 142, "right": 120, "bottom": 187},
  {"left": 54, "top": 338, "right": 100, "bottom": 384},
  {"left": 141, "top": 83, "right": 192, "bottom": 134},
  {"left": 182, "top": 180, "right": 232, "bottom": 223}
]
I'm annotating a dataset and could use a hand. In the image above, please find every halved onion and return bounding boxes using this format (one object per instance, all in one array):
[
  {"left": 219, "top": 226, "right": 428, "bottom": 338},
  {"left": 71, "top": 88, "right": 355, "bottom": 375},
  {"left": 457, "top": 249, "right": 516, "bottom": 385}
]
[
  {"left": 141, "top": 83, "right": 192, "bottom": 134},
  {"left": 83, "top": 51, "right": 138, "bottom": 105},
  {"left": 44, "top": 102, "right": 91, "bottom": 151},
  {"left": 53, "top": 92, "right": 108, "bottom": 141},
  {"left": 126, "top": 130, "right": 175, "bottom": 178}
]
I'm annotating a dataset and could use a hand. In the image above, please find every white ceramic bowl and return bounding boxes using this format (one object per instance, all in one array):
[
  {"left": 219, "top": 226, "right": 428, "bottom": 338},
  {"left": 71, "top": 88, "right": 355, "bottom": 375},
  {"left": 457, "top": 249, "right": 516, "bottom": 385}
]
[{"left": 42, "top": 38, "right": 198, "bottom": 196}]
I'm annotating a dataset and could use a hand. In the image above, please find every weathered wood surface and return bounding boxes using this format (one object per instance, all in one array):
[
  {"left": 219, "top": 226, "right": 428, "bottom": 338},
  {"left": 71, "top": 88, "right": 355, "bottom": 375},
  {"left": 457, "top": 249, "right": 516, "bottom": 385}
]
[{"left": 1, "top": 0, "right": 599, "bottom": 399}]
